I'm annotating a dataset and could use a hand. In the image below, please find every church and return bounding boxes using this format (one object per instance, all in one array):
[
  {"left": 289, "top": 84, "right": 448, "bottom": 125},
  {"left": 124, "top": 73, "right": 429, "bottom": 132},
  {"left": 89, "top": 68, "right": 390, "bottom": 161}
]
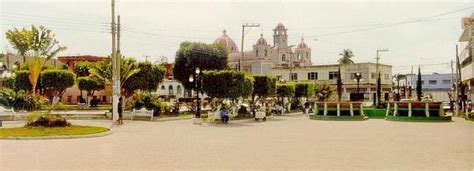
[{"left": 213, "top": 23, "right": 312, "bottom": 75}]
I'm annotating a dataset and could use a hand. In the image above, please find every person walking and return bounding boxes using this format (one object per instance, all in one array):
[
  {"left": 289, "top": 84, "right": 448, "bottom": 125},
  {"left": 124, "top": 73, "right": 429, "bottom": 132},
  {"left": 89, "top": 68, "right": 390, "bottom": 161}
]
[{"left": 117, "top": 97, "right": 124, "bottom": 124}]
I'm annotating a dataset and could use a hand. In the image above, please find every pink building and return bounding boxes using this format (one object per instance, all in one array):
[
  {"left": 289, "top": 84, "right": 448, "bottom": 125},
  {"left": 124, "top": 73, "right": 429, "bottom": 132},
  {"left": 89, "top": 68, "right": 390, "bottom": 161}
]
[{"left": 57, "top": 55, "right": 111, "bottom": 105}]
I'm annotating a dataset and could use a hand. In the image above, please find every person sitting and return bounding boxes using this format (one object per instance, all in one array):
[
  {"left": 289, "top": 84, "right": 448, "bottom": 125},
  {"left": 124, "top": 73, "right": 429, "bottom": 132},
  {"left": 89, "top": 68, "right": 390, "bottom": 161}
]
[{"left": 220, "top": 106, "right": 229, "bottom": 124}]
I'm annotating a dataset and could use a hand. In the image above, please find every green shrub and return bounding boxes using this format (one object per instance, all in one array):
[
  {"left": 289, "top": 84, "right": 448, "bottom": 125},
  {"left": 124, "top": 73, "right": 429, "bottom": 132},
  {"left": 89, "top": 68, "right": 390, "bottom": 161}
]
[
  {"left": 40, "top": 69, "right": 76, "bottom": 96},
  {"left": 53, "top": 102, "right": 70, "bottom": 110},
  {"left": 132, "top": 92, "right": 163, "bottom": 116},
  {"left": 26, "top": 113, "right": 71, "bottom": 127},
  {"left": 0, "top": 88, "right": 40, "bottom": 111}
]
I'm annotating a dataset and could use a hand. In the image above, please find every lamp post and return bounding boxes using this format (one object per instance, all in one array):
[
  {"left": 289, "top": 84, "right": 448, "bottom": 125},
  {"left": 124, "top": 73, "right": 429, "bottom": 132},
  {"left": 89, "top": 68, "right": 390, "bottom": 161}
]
[
  {"left": 353, "top": 72, "right": 362, "bottom": 94},
  {"left": 189, "top": 67, "right": 202, "bottom": 124},
  {"left": 393, "top": 74, "right": 401, "bottom": 101}
]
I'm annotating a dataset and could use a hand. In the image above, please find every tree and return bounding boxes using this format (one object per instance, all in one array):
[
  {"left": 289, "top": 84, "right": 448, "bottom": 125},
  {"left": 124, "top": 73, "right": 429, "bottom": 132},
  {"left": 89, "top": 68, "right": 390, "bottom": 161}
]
[
  {"left": 276, "top": 82, "right": 295, "bottom": 103},
  {"left": 27, "top": 56, "right": 42, "bottom": 95},
  {"left": 122, "top": 61, "right": 165, "bottom": 97},
  {"left": 40, "top": 69, "right": 75, "bottom": 105},
  {"left": 89, "top": 57, "right": 140, "bottom": 93},
  {"left": 13, "top": 70, "right": 33, "bottom": 92},
  {"left": 416, "top": 66, "right": 422, "bottom": 101},
  {"left": 202, "top": 70, "right": 252, "bottom": 99},
  {"left": 173, "top": 42, "right": 228, "bottom": 90},
  {"left": 6, "top": 25, "right": 66, "bottom": 64},
  {"left": 74, "top": 61, "right": 93, "bottom": 77},
  {"left": 251, "top": 75, "right": 276, "bottom": 115},
  {"left": 295, "top": 82, "right": 314, "bottom": 99},
  {"left": 338, "top": 49, "right": 354, "bottom": 65},
  {"left": 336, "top": 66, "right": 343, "bottom": 102},
  {"left": 314, "top": 82, "right": 333, "bottom": 102},
  {"left": 77, "top": 77, "right": 105, "bottom": 106},
  {"left": 376, "top": 72, "right": 381, "bottom": 107},
  {"left": 5, "top": 27, "right": 31, "bottom": 64}
]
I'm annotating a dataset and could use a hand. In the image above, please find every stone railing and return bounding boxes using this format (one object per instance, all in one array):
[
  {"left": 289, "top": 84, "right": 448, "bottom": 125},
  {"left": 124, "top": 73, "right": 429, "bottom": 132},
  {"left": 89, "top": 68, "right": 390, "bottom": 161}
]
[
  {"left": 314, "top": 102, "right": 364, "bottom": 116},
  {"left": 387, "top": 102, "right": 444, "bottom": 117}
]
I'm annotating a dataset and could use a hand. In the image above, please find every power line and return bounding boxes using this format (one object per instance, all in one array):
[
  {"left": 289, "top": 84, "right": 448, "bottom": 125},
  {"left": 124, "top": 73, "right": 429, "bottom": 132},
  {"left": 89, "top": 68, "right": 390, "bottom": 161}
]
[{"left": 305, "top": 6, "right": 474, "bottom": 38}]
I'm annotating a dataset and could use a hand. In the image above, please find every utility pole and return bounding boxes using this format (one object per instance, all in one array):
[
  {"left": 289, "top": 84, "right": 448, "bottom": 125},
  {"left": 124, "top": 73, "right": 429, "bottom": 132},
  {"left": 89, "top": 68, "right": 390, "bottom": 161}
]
[
  {"left": 375, "top": 49, "right": 388, "bottom": 76},
  {"left": 239, "top": 23, "right": 260, "bottom": 71},
  {"left": 111, "top": 0, "right": 118, "bottom": 122},
  {"left": 455, "top": 45, "right": 460, "bottom": 117}
]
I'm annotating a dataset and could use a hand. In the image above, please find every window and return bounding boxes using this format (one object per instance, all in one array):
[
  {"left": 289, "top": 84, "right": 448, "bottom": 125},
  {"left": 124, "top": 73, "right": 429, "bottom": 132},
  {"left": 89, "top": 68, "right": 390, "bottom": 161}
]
[
  {"left": 161, "top": 85, "right": 165, "bottom": 90},
  {"left": 384, "top": 74, "right": 389, "bottom": 80},
  {"left": 371, "top": 73, "right": 376, "bottom": 79},
  {"left": 442, "top": 80, "right": 451, "bottom": 84},
  {"left": 256, "top": 50, "right": 259, "bottom": 56},
  {"left": 264, "top": 50, "right": 268, "bottom": 56},
  {"left": 308, "top": 72, "right": 318, "bottom": 80},
  {"left": 282, "top": 54, "right": 287, "bottom": 61},
  {"left": 428, "top": 80, "right": 437, "bottom": 85},
  {"left": 168, "top": 85, "right": 174, "bottom": 95},
  {"left": 177, "top": 85, "right": 182, "bottom": 95},
  {"left": 329, "top": 71, "right": 338, "bottom": 80},
  {"left": 290, "top": 73, "right": 298, "bottom": 81},
  {"left": 421, "top": 80, "right": 425, "bottom": 85},
  {"left": 67, "top": 96, "right": 72, "bottom": 103},
  {"left": 102, "top": 96, "right": 107, "bottom": 102}
]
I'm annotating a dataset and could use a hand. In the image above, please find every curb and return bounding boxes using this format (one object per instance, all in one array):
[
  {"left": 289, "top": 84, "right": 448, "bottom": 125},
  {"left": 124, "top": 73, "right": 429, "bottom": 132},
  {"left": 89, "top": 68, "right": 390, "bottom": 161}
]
[
  {"left": 309, "top": 115, "right": 369, "bottom": 121},
  {"left": 0, "top": 128, "right": 113, "bottom": 140},
  {"left": 384, "top": 116, "right": 452, "bottom": 122}
]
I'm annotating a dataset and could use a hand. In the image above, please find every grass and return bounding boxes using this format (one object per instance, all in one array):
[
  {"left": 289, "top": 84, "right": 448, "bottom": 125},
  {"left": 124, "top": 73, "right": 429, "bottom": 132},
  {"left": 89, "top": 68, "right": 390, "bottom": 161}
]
[{"left": 0, "top": 125, "right": 109, "bottom": 138}]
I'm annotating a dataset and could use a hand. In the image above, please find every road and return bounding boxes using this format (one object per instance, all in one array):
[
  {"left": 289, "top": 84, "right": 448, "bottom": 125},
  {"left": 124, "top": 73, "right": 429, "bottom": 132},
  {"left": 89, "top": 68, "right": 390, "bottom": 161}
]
[{"left": 1, "top": 115, "right": 473, "bottom": 170}]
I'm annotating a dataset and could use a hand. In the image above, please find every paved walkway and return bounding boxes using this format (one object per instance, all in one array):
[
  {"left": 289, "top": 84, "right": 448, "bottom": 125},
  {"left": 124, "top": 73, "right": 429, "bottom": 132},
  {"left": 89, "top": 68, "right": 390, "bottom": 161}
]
[{"left": 1, "top": 115, "right": 473, "bottom": 170}]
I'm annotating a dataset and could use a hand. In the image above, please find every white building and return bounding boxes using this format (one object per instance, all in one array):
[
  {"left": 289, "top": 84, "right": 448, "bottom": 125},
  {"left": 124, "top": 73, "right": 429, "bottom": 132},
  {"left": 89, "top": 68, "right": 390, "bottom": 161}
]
[
  {"left": 459, "top": 14, "right": 474, "bottom": 101},
  {"left": 271, "top": 63, "right": 393, "bottom": 101}
]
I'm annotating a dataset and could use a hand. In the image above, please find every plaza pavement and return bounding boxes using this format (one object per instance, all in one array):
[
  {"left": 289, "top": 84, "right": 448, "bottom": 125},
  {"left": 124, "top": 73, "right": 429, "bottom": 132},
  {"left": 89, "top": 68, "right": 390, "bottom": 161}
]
[{"left": 0, "top": 115, "right": 473, "bottom": 171}]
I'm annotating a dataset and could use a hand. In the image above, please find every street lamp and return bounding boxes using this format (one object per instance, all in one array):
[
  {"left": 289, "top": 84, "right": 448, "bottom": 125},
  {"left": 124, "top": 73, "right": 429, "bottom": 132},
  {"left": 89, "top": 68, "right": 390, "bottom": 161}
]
[
  {"left": 393, "top": 74, "right": 401, "bottom": 101},
  {"left": 189, "top": 67, "right": 202, "bottom": 124},
  {"left": 353, "top": 72, "right": 363, "bottom": 94}
]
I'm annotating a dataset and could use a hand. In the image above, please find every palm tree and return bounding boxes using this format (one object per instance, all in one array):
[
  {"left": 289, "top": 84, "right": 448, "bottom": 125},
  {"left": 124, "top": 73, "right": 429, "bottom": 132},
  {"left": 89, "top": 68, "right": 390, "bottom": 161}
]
[
  {"left": 89, "top": 56, "right": 140, "bottom": 93},
  {"left": 314, "top": 82, "right": 333, "bottom": 102},
  {"left": 338, "top": 49, "right": 355, "bottom": 65}
]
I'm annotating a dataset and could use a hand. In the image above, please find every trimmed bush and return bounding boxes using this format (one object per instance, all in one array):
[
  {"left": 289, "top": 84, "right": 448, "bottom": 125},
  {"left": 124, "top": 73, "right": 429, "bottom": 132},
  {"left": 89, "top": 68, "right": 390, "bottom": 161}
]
[
  {"left": 202, "top": 70, "right": 254, "bottom": 99},
  {"left": 276, "top": 83, "right": 295, "bottom": 98},
  {"left": 25, "top": 113, "right": 71, "bottom": 127},
  {"left": 41, "top": 69, "right": 76, "bottom": 96}
]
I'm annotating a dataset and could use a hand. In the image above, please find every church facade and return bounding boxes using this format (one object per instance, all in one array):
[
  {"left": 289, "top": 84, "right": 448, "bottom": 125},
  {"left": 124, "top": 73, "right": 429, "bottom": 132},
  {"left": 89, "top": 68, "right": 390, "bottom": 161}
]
[{"left": 214, "top": 23, "right": 311, "bottom": 75}]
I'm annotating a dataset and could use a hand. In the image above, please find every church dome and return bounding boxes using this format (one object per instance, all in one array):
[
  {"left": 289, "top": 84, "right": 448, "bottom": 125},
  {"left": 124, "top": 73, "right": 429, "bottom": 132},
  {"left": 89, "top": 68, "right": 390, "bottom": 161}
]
[
  {"left": 298, "top": 38, "right": 308, "bottom": 48},
  {"left": 214, "top": 30, "right": 239, "bottom": 53},
  {"left": 275, "top": 23, "right": 286, "bottom": 30},
  {"left": 256, "top": 34, "right": 267, "bottom": 46}
]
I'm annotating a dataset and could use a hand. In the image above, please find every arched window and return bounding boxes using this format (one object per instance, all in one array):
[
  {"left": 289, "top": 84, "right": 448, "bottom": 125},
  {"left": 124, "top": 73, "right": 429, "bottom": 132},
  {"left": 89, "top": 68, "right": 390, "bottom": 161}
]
[
  {"left": 231, "top": 46, "right": 234, "bottom": 52},
  {"left": 282, "top": 54, "right": 287, "bottom": 61},
  {"left": 256, "top": 50, "right": 259, "bottom": 57},
  {"left": 177, "top": 85, "right": 182, "bottom": 95},
  {"left": 264, "top": 50, "right": 268, "bottom": 56},
  {"left": 161, "top": 85, "right": 165, "bottom": 90},
  {"left": 168, "top": 85, "right": 174, "bottom": 95}
]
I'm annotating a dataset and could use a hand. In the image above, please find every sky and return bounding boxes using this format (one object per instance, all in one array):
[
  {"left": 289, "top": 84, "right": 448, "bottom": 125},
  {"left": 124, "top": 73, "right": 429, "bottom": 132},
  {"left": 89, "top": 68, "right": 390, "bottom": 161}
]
[{"left": 0, "top": 0, "right": 473, "bottom": 74}]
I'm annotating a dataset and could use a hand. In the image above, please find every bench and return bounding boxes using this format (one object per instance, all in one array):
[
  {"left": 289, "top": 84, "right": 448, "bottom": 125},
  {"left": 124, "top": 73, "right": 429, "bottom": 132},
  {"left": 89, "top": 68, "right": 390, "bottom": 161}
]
[
  {"left": 131, "top": 108, "right": 154, "bottom": 121},
  {"left": 255, "top": 111, "right": 266, "bottom": 121}
]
